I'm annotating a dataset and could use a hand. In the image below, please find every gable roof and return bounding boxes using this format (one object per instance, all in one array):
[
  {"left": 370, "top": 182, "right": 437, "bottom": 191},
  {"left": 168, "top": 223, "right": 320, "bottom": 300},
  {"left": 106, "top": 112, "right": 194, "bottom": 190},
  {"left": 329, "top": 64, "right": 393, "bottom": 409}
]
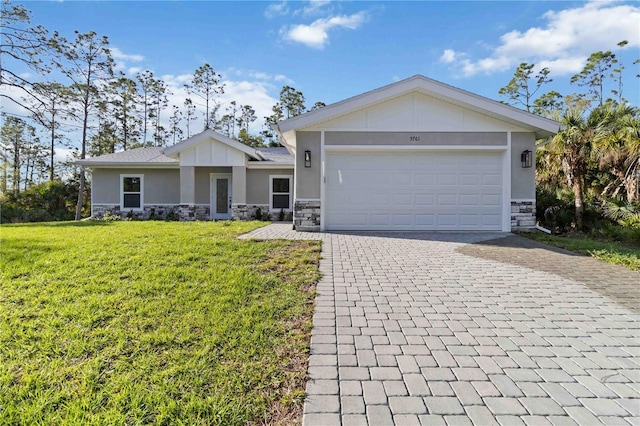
[
  {"left": 277, "top": 75, "right": 561, "bottom": 139},
  {"left": 76, "top": 147, "right": 178, "bottom": 167},
  {"left": 75, "top": 145, "right": 293, "bottom": 168},
  {"left": 163, "top": 129, "right": 263, "bottom": 159}
]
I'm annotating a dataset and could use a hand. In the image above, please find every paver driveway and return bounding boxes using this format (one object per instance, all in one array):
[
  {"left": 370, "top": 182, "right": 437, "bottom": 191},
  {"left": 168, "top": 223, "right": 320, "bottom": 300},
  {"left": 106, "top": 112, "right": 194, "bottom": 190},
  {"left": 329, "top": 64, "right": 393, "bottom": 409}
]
[{"left": 240, "top": 224, "right": 640, "bottom": 426}]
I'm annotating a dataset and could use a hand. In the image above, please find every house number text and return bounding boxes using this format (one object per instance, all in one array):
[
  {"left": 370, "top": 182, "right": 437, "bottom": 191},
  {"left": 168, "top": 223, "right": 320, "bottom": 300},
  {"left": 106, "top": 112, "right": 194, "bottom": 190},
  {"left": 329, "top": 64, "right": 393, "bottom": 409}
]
[{"left": 409, "top": 136, "right": 421, "bottom": 142}]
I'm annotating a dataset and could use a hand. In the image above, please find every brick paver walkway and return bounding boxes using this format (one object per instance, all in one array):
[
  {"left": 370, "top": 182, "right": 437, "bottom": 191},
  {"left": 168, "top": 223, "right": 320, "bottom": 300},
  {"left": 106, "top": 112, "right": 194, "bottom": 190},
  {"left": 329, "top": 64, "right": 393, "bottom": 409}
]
[{"left": 240, "top": 224, "right": 640, "bottom": 426}]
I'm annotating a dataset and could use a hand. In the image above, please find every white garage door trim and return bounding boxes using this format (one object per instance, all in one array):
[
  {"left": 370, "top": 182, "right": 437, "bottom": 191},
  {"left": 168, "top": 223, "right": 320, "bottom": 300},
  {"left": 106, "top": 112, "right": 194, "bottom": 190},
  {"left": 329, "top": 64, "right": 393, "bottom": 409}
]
[{"left": 322, "top": 147, "right": 510, "bottom": 232}]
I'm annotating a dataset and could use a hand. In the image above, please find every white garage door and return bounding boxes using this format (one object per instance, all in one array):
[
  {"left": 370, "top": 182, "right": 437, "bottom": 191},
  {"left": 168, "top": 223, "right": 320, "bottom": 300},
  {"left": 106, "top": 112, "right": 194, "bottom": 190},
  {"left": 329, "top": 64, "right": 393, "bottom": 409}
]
[{"left": 325, "top": 151, "right": 504, "bottom": 231}]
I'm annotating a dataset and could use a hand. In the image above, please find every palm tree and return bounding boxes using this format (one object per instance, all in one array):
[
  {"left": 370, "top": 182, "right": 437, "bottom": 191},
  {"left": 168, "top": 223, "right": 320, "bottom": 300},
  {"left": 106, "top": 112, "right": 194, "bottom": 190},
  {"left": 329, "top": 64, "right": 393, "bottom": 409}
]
[
  {"left": 548, "top": 107, "right": 607, "bottom": 229},
  {"left": 593, "top": 105, "right": 640, "bottom": 202}
]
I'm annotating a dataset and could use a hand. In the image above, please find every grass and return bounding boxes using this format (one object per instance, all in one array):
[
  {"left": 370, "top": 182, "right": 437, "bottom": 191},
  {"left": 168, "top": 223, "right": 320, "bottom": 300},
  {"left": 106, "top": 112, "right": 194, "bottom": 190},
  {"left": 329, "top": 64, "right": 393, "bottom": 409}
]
[
  {"left": 522, "top": 231, "right": 640, "bottom": 271},
  {"left": 0, "top": 221, "right": 321, "bottom": 425}
]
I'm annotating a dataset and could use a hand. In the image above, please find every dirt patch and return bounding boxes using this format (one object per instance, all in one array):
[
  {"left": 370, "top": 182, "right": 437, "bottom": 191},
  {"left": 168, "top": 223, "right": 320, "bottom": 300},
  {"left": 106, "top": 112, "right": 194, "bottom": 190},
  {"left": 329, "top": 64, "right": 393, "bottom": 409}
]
[{"left": 456, "top": 235, "right": 640, "bottom": 313}]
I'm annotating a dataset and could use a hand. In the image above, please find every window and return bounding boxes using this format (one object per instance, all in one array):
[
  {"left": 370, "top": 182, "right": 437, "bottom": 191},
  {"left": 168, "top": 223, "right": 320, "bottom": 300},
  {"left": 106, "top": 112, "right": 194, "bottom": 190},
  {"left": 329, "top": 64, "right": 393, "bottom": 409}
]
[
  {"left": 269, "top": 175, "right": 292, "bottom": 211},
  {"left": 121, "top": 174, "right": 143, "bottom": 210}
]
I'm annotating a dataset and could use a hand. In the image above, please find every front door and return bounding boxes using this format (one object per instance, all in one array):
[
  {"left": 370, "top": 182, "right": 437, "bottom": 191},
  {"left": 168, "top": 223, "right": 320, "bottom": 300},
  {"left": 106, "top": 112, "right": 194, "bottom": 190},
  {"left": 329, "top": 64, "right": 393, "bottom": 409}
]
[{"left": 210, "top": 174, "right": 232, "bottom": 220}]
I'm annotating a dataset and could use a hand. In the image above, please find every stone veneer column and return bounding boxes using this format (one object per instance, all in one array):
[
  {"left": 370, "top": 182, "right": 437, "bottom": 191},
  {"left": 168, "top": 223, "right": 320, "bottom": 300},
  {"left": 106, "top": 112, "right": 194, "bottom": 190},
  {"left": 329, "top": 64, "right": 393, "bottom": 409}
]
[
  {"left": 511, "top": 200, "right": 536, "bottom": 231},
  {"left": 294, "top": 200, "right": 321, "bottom": 232}
]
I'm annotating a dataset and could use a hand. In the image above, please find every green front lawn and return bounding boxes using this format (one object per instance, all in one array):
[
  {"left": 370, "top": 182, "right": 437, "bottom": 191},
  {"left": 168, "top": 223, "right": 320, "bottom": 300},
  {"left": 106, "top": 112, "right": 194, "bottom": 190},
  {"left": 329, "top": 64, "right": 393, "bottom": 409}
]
[
  {"left": 522, "top": 231, "right": 640, "bottom": 272},
  {"left": 0, "top": 221, "right": 321, "bottom": 425}
]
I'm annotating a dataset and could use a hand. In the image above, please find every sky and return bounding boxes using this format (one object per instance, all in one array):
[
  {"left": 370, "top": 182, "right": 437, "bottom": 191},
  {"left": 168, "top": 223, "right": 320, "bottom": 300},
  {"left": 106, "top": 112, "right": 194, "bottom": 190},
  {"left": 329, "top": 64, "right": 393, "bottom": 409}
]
[{"left": 4, "top": 0, "right": 640, "bottom": 156}]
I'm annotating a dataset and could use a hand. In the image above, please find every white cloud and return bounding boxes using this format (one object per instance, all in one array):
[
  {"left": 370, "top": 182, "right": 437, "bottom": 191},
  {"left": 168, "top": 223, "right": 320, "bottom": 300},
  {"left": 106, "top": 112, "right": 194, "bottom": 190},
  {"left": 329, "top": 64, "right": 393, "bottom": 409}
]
[
  {"left": 110, "top": 47, "right": 144, "bottom": 63},
  {"left": 110, "top": 47, "right": 145, "bottom": 75},
  {"left": 282, "top": 11, "right": 367, "bottom": 49},
  {"left": 299, "top": 0, "right": 332, "bottom": 16},
  {"left": 224, "top": 68, "right": 296, "bottom": 87},
  {"left": 442, "top": 1, "right": 640, "bottom": 77},
  {"left": 264, "top": 1, "right": 289, "bottom": 18},
  {"left": 439, "top": 49, "right": 457, "bottom": 64}
]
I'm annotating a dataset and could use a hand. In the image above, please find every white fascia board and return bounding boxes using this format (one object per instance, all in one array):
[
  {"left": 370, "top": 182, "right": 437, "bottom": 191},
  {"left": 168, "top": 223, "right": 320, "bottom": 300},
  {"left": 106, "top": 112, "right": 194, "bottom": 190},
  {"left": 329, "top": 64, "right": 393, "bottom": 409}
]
[
  {"left": 276, "top": 128, "right": 297, "bottom": 154},
  {"left": 246, "top": 162, "right": 294, "bottom": 169},
  {"left": 77, "top": 163, "right": 179, "bottom": 169},
  {"left": 163, "top": 129, "right": 261, "bottom": 159},
  {"left": 277, "top": 75, "right": 561, "bottom": 138}
]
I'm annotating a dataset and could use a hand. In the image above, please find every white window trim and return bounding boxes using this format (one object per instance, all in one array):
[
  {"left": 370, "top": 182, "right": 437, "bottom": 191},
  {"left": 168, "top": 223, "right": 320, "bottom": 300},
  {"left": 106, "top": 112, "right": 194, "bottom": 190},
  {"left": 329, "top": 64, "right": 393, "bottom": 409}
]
[
  {"left": 120, "top": 174, "right": 144, "bottom": 211},
  {"left": 269, "top": 175, "right": 293, "bottom": 212}
]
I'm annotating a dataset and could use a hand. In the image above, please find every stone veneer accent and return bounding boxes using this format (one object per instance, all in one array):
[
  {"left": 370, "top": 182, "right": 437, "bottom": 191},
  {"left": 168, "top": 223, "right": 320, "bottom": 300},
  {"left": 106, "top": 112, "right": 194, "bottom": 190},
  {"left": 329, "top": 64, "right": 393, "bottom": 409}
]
[
  {"left": 177, "top": 204, "right": 210, "bottom": 221},
  {"left": 232, "top": 204, "right": 271, "bottom": 220},
  {"left": 92, "top": 204, "right": 179, "bottom": 220},
  {"left": 294, "top": 200, "right": 321, "bottom": 232},
  {"left": 511, "top": 200, "right": 536, "bottom": 230}
]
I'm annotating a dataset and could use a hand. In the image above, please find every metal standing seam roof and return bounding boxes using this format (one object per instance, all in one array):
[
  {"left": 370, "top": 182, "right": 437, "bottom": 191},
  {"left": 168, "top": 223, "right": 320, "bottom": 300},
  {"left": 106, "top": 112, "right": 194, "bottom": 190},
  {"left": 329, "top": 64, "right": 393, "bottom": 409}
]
[{"left": 254, "top": 147, "right": 294, "bottom": 163}]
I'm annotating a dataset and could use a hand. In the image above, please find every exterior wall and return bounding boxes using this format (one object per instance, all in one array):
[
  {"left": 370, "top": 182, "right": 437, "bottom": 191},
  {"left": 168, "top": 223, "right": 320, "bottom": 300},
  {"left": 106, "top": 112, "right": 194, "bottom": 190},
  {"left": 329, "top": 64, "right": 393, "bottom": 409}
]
[
  {"left": 295, "top": 132, "right": 321, "bottom": 199},
  {"left": 511, "top": 200, "right": 536, "bottom": 230},
  {"left": 91, "top": 168, "right": 180, "bottom": 205},
  {"left": 246, "top": 168, "right": 294, "bottom": 205},
  {"left": 511, "top": 132, "right": 536, "bottom": 200},
  {"left": 324, "top": 131, "right": 507, "bottom": 146}
]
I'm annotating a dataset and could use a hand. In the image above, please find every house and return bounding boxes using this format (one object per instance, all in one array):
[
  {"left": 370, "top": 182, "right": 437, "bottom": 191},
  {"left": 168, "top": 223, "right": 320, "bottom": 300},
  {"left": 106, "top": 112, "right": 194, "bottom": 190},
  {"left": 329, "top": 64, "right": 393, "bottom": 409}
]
[
  {"left": 78, "top": 75, "right": 560, "bottom": 231},
  {"left": 78, "top": 131, "right": 295, "bottom": 221}
]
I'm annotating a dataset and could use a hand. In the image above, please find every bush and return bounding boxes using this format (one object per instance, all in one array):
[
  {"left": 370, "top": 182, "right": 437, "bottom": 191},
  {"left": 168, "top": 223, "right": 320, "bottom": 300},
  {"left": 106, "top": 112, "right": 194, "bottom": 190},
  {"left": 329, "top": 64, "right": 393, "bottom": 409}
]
[
  {"left": 0, "top": 181, "right": 88, "bottom": 223},
  {"left": 536, "top": 187, "right": 575, "bottom": 232}
]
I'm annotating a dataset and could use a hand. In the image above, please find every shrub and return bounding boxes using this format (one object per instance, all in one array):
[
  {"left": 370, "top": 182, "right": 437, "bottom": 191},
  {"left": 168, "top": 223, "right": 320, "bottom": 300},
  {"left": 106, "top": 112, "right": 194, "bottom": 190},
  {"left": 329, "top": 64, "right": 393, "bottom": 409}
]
[{"left": 0, "top": 181, "right": 87, "bottom": 223}]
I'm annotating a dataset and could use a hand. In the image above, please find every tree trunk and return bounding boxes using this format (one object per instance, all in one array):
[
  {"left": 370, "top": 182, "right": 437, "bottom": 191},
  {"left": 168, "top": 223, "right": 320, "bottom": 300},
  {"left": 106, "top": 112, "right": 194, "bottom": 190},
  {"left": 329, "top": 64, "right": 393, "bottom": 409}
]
[
  {"left": 75, "top": 170, "right": 85, "bottom": 220},
  {"left": 50, "top": 114, "right": 55, "bottom": 181},
  {"left": 625, "top": 174, "right": 638, "bottom": 202},
  {"left": 75, "top": 88, "right": 90, "bottom": 221},
  {"left": 573, "top": 179, "right": 584, "bottom": 230},
  {"left": 13, "top": 135, "right": 20, "bottom": 195}
]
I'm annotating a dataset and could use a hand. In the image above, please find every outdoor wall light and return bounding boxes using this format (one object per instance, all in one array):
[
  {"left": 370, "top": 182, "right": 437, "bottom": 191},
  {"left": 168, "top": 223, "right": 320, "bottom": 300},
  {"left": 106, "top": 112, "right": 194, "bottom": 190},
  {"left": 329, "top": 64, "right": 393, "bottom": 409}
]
[
  {"left": 304, "top": 150, "right": 311, "bottom": 168},
  {"left": 521, "top": 150, "right": 533, "bottom": 168}
]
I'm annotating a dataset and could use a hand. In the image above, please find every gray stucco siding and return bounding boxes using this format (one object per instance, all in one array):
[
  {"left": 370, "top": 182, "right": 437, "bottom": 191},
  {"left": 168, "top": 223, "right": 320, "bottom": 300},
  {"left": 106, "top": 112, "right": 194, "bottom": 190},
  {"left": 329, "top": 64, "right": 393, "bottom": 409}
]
[
  {"left": 91, "top": 168, "right": 180, "bottom": 205},
  {"left": 324, "top": 131, "right": 507, "bottom": 146},
  {"left": 511, "top": 132, "right": 536, "bottom": 200},
  {"left": 247, "top": 168, "right": 294, "bottom": 205},
  {"left": 295, "top": 131, "right": 321, "bottom": 199}
]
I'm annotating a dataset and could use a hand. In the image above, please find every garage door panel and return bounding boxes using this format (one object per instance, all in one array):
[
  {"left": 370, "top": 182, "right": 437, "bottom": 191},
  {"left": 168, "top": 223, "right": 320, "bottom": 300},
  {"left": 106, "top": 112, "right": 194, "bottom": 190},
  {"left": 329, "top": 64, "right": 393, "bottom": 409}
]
[
  {"left": 415, "top": 194, "right": 435, "bottom": 206},
  {"left": 438, "top": 174, "right": 458, "bottom": 185},
  {"left": 482, "top": 174, "right": 502, "bottom": 185},
  {"left": 371, "top": 214, "right": 390, "bottom": 225},
  {"left": 437, "top": 194, "right": 456, "bottom": 206},
  {"left": 394, "top": 194, "right": 413, "bottom": 206},
  {"left": 415, "top": 214, "right": 435, "bottom": 225},
  {"left": 460, "top": 174, "right": 480, "bottom": 185},
  {"left": 482, "top": 194, "right": 501, "bottom": 205},
  {"left": 415, "top": 174, "right": 435, "bottom": 185},
  {"left": 460, "top": 194, "right": 479, "bottom": 205},
  {"left": 393, "top": 214, "right": 413, "bottom": 226},
  {"left": 437, "top": 215, "right": 457, "bottom": 226},
  {"left": 482, "top": 215, "right": 501, "bottom": 226},
  {"left": 460, "top": 214, "right": 480, "bottom": 226},
  {"left": 325, "top": 151, "right": 504, "bottom": 231}
]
